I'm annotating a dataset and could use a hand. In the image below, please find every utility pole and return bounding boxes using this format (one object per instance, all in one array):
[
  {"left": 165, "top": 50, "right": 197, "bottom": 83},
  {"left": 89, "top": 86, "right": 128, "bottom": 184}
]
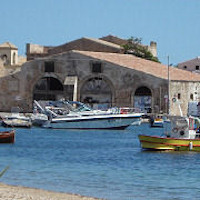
[{"left": 167, "top": 56, "right": 170, "bottom": 115}]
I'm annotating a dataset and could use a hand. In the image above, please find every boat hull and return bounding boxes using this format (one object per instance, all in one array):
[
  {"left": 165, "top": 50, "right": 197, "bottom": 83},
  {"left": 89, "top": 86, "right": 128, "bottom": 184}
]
[
  {"left": 0, "top": 130, "right": 15, "bottom": 143},
  {"left": 44, "top": 114, "right": 141, "bottom": 129},
  {"left": 138, "top": 135, "right": 200, "bottom": 151},
  {"left": 2, "top": 119, "right": 32, "bottom": 128}
]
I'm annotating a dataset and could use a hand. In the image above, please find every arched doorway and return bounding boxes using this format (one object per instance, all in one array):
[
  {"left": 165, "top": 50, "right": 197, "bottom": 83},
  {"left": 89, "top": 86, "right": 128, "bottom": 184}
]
[
  {"left": 80, "top": 77, "right": 112, "bottom": 109},
  {"left": 134, "top": 86, "right": 152, "bottom": 113},
  {"left": 33, "top": 77, "right": 64, "bottom": 101}
]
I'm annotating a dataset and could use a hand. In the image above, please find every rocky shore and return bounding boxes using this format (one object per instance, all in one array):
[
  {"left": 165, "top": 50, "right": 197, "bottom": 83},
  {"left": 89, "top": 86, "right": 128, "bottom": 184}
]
[{"left": 0, "top": 183, "right": 102, "bottom": 200}]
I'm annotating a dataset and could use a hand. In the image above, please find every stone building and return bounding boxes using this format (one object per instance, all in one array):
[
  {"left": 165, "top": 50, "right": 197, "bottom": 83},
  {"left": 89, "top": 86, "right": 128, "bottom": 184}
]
[
  {"left": 0, "top": 35, "right": 199, "bottom": 116},
  {"left": 0, "top": 42, "right": 18, "bottom": 66},
  {"left": 0, "top": 42, "right": 26, "bottom": 66}
]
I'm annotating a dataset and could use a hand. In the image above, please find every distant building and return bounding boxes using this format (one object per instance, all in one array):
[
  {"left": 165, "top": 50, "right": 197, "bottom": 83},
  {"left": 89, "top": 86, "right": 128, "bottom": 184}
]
[
  {"left": 0, "top": 42, "right": 26, "bottom": 66},
  {"left": 0, "top": 42, "right": 18, "bottom": 66},
  {"left": 177, "top": 57, "right": 200, "bottom": 73}
]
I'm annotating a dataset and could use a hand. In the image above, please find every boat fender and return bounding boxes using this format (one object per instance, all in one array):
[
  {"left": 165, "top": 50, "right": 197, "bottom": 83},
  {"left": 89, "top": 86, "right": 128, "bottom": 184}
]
[
  {"left": 172, "top": 128, "right": 178, "bottom": 133},
  {"left": 120, "top": 109, "right": 127, "bottom": 114},
  {"left": 179, "top": 130, "right": 185, "bottom": 136},
  {"left": 189, "top": 141, "right": 193, "bottom": 150}
]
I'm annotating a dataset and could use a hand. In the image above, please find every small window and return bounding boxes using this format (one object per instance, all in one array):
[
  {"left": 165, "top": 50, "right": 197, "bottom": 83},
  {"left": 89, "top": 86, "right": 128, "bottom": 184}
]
[
  {"left": 45, "top": 61, "right": 54, "bottom": 72},
  {"left": 183, "top": 66, "right": 187, "bottom": 69},
  {"left": 196, "top": 65, "right": 199, "bottom": 70},
  {"left": 92, "top": 62, "right": 102, "bottom": 73},
  {"left": 190, "top": 94, "right": 194, "bottom": 100},
  {"left": 178, "top": 93, "right": 181, "bottom": 99},
  {"left": 13, "top": 52, "right": 16, "bottom": 64}
]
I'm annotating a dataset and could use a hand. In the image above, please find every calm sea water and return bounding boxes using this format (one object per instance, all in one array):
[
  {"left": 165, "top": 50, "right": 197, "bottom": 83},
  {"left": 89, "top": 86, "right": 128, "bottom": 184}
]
[{"left": 1, "top": 123, "right": 200, "bottom": 200}]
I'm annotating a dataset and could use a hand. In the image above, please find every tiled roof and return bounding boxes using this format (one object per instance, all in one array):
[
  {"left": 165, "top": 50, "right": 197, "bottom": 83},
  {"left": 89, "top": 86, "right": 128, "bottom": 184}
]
[
  {"left": 178, "top": 56, "right": 200, "bottom": 65},
  {"left": 73, "top": 50, "right": 200, "bottom": 81},
  {"left": 83, "top": 37, "right": 123, "bottom": 50},
  {"left": 0, "top": 42, "right": 17, "bottom": 49},
  {"left": 100, "top": 35, "right": 128, "bottom": 46}
]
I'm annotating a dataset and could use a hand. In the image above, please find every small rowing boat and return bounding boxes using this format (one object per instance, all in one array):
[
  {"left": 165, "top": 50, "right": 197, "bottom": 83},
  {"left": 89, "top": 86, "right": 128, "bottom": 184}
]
[{"left": 0, "top": 130, "right": 15, "bottom": 143}]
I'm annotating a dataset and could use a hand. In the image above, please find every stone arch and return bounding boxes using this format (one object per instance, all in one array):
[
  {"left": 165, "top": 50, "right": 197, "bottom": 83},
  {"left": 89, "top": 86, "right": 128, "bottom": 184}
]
[
  {"left": 80, "top": 76, "right": 114, "bottom": 109},
  {"left": 134, "top": 86, "right": 152, "bottom": 113},
  {"left": 33, "top": 77, "right": 64, "bottom": 101}
]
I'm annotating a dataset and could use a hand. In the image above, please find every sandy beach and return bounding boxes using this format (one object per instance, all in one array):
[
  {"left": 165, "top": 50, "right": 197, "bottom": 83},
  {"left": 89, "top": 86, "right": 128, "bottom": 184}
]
[{"left": 0, "top": 183, "right": 102, "bottom": 200}]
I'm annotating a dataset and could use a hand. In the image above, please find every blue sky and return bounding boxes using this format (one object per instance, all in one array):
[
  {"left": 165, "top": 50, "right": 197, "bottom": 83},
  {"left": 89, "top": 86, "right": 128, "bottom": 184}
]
[{"left": 0, "top": 0, "right": 200, "bottom": 65}]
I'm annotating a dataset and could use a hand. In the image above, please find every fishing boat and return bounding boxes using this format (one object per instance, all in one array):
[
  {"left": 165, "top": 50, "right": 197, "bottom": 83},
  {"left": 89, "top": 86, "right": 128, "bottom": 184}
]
[
  {"left": 0, "top": 130, "right": 15, "bottom": 143},
  {"left": 35, "top": 100, "right": 144, "bottom": 129},
  {"left": 138, "top": 116, "right": 200, "bottom": 151}
]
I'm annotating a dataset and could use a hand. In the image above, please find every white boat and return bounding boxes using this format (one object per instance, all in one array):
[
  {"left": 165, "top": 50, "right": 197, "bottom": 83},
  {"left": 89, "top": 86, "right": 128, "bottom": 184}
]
[
  {"left": 43, "top": 112, "right": 142, "bottom": 129},
  {"left": 35, "top": 100, "right": 144, "bottom": 129},
  {"left": 30, "top": 113, "right": 48, "bottom": 126},
  {"left": 1, "top": 107, "right": 32, "bottom": 128}
]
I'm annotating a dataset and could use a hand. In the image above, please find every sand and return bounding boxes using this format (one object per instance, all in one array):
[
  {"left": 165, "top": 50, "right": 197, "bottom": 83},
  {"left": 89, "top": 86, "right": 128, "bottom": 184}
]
[{"left": 0, "top": 183, "right": 102, "bottom": 200}]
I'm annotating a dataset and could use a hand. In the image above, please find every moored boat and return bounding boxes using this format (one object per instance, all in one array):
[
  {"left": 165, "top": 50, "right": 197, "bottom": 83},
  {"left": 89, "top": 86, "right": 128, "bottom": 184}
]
[
  {"left": 138, "top": 116, "right": 200, "bottom": 151},
  {"left": 0, "top": 130, "right": 15, "bottom": 143},
  {"left": 35, "top": 100, "right": 144, "bottom": 129},
  {"left": 43, "top": 112, "right": 142, "bottom": 129},
  {"left": 2, "top": 119, "right": 32, "bottom": 128}
]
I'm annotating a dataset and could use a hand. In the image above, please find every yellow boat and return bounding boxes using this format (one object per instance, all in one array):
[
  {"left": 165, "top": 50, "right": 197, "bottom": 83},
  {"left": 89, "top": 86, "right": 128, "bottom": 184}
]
[
  {"left": 139, "top": 116, "right": 200, "bottom": 151},
  {"left": 138, "top": 135, "right": 200, "bottom": 151}
]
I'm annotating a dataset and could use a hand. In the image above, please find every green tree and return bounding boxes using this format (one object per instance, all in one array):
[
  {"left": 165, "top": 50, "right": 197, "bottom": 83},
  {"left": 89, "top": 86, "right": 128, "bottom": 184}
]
[{"left": 122, "top": 37, "right": 160, "bottom": 63}]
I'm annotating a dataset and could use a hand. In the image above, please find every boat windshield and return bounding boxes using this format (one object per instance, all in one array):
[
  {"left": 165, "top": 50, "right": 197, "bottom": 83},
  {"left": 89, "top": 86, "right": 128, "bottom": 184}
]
[{"left": 65, "top": 101, "right": 93, "bottom": 112}]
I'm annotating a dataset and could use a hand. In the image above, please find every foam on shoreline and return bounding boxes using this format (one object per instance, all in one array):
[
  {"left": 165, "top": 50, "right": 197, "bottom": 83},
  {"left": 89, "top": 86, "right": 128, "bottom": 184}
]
[{"left": 0, "top": 183, "right": 102, "bottom": 200}]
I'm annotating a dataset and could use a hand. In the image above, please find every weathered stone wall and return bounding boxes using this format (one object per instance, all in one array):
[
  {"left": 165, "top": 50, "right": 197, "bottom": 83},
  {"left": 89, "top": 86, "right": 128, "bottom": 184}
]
[
  {"left": 170, "top": 81, "right": 200, "bottom": 116},
  {"left": 13, "top": 52, "right": 168, "bottom": 113}
]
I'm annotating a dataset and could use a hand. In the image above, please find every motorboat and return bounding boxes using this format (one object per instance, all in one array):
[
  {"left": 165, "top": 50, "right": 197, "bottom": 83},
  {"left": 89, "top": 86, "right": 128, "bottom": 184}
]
[
  {"left": 34, "top": 100, "right": 144, "bottom": 129},
  {"left": 1, "top": 107, "right": 32, "bottom": 128},
  {"left": 0, "top": 130, "right": 15, "bottom": 143},
  {"left": 138, "top": 116, "right": 200, "bottom": 151},
  {"left": 2, "top": 119, "right": 32, "bottom": 128},
  {"left": 43, "top": 112, "right": 142, "bottom": 129}
]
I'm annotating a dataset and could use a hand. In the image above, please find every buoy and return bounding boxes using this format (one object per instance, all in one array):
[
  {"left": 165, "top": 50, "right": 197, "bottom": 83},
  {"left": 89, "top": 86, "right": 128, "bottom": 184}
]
[{"left": 189, "top": 141, "right": 193, "bottom": 150}]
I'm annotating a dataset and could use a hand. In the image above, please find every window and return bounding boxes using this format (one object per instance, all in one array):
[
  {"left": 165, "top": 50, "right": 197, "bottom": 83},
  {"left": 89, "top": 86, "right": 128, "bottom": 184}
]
[
  {"left": 92, "top": 62, "right": 102, "bottom": 73},
  {"left": 178, "top": 93, "right": 181, "bottom": 99},
  {"left": 196, "top": 65, "right": 199, "bottom": 70},
  {"left": 13, "top": 52, "right": 16, "bottom": 64},
  {"left": 45, "top": 61, "right": 54, "bottom": 72},
  {"left": 183, "top": 66, "right": 187, "bottom": 69}
]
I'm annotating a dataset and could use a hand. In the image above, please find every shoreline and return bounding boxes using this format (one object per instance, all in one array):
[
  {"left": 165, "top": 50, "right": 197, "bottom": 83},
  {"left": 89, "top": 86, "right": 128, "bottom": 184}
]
[{"left": 0, "top": 182, "right": 103, "bottom": 200}]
